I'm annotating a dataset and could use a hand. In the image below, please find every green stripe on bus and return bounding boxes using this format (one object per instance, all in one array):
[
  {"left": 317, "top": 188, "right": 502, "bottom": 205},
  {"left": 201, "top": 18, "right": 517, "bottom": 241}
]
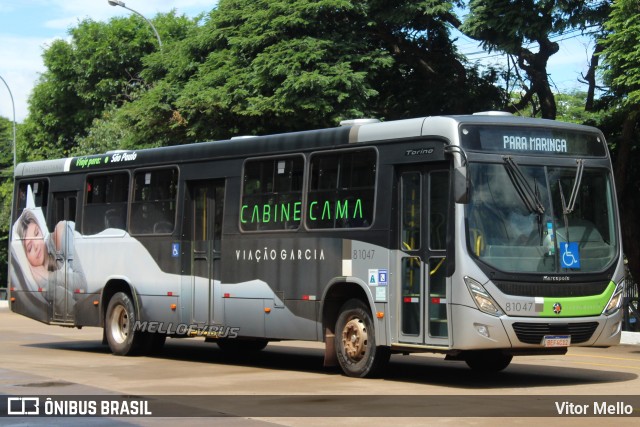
[{"left": 539, "top": 282, "right": 615, "bottom": 317}]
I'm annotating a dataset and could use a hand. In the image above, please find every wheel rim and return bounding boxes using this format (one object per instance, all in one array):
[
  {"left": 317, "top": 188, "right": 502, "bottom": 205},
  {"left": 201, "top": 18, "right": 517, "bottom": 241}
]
[
  {"left": 341, "top": 317, "right": 368, "bottom": 362},
  {"left": 109, "top": 305, "right": 129, "bottom": 344}
]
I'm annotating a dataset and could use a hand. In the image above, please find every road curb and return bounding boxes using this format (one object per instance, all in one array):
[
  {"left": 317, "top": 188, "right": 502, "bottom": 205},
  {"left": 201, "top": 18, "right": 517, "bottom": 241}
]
[{"left": 621, "top": 331, "right": 640, "bottom": 345}]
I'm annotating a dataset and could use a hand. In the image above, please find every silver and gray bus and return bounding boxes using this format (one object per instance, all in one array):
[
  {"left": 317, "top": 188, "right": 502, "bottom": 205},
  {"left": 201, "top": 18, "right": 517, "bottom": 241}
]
[{"left": 9, "top": 113, "right": 624, "bottom": 377}]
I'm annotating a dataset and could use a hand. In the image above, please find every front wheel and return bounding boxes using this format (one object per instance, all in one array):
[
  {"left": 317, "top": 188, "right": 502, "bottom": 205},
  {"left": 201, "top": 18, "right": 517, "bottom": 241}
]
[
  {"left": 335, "top": 299, "right": 390, "bottom": 378},
  {"left": 105, "top": 292, "right": 146, "bottom": 356}
]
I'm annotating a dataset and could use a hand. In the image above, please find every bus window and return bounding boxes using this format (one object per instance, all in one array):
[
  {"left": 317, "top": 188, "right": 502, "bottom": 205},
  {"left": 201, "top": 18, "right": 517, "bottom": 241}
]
[
  {"left": 15, "top": 180, "right": 48, "bottom": 219},
  {"left": 241, "top": 156, "right": 304, "bottom": 231},
  {"left": 130, "top": 168, "right": 178, "bottom": 235},
  {"left": 53, "top": 192, "right": 77, "bottom": 225},
  {"left": 83, "top": 173, "right": 129, "bottom": 234},
  {"left": 429, "top": 171, "right": 449, "bottom": 250},
  {"left": 307, "top": 149, "right": 376, "bottom": 229},
  {"left": 401, "top": 256, "right": 421, "bottom": 335},
  {"left": 401, "top": 172, "right": 421, "bottom": 251}
]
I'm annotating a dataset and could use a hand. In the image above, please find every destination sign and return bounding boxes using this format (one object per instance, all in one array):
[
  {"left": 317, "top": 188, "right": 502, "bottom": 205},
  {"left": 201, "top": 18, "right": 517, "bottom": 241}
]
[
  {"left": 69, "top": 151, "right": 140, "bottom": 172},
  {"left": 459, "top": 125, "right": 607, "bottom": 157}
]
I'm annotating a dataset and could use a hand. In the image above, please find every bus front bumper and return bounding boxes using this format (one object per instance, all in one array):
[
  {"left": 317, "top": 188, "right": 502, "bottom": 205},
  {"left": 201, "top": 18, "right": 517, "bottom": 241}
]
[{"left": 451, "top": 304, "right": 623, "bottom": 350}]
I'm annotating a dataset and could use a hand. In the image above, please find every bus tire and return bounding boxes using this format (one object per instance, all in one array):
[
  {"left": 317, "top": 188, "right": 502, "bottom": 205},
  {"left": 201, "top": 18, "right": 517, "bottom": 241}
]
[
  {"left": 464, "top": 350, "right": 512, "bottom": 372},
  {"left": 105, "top": 292, "right": 145, "bottom": 356},
  {"left": 335, "top": 299, "right": 390, "bottom": 378}
]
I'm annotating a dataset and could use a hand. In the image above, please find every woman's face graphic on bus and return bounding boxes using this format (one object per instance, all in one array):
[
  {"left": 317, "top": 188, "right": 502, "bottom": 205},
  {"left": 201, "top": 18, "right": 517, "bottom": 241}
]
[{"left": 24, "top": 222, "right": 46, "bottom": 267}]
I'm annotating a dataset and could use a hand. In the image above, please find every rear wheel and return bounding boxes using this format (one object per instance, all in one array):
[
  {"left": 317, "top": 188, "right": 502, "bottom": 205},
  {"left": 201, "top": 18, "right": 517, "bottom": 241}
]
[
  {"left": 335, "top": 299, "right": 390, "bottom": 378},
  {"left": 105, "top": 292, "right": 146, "bottom": 356},
  {"left": 464, "top": 350, "right": 512, "bottom": 372}
]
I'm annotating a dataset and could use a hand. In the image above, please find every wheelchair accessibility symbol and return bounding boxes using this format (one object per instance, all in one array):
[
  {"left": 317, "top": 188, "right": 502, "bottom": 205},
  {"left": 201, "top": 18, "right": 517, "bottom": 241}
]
[
  {"left": 171, "top": 243, "right": 180, "bottom": 258},
  {"left": 560, "top": 242, "right": 580, "bottom": 269}
]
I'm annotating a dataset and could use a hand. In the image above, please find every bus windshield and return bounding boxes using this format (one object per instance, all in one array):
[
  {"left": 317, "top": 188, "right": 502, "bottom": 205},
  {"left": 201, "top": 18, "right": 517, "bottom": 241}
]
[{"left": 466, "top": 162, "right": 617, "bottom": 273}]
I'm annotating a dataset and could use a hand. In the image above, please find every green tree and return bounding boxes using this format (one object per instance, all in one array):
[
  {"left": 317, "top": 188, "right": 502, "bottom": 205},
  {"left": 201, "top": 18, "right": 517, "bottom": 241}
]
[
  {"left": 0, "top": 116, "right": 15, "bottom": 289},
  {"left": 365, "top": 0, "right": 504, "bottom": 119},
  {"left": 598, "top": 0, "right": 640, "bottom": 282},
  {"left": 554, "top": 90, "right": 600, "bottom": 124},
  {"left": 20, "top": 12, "right": 198, "bottom": 161},
  {"left": 29, "top": 1, "right": 505, "bottom": 151},
  {"left": 172, "top": 0, "right": 391, "bottom": 139},
  {"left": 129, "top": 0, "right": 503, "bottom": 142},
  {"left": 461, "top": 0, "right": 610, "bottom": 119}
]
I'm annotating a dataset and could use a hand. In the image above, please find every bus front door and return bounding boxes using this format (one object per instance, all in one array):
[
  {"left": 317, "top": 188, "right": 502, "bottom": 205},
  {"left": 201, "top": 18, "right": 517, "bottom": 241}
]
[
  {"left": 187, "top": 180, "right": 225, "bottom": 326},
  {"left": 397, "top": 167, "right": 450, "bottom": 346}
]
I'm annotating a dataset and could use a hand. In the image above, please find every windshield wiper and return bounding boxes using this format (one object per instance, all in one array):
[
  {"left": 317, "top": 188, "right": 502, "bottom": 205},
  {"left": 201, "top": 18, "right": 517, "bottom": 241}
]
[
  {"left": 559, "top": 159, "right": 585, "bottom": 216},
  {"left": 502, "top": 156, "right": 545, "bottom": 216},
  {"left": 558, "top": 159, "right": 585, "bottom": 242}
]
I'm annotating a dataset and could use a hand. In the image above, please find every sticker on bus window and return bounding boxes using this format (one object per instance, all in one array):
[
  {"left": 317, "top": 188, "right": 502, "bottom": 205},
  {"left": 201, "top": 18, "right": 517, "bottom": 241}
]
[{"left": 560, "top": 242, "right": 580, "bottom": 269}]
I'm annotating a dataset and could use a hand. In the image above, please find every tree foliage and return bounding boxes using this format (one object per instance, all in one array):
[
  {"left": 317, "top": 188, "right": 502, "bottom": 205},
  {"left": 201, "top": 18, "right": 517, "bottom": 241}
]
[
  {"left": 599, "top": 0, "right": 640, "bottom": 107},
  {"left": 20, "top": 12, "right": 198, "bottom": 159},
  {"left": 129, "top": 0, "right": 504, "bottom": 142},
  {"left": 175, "top": 0, "right": 385, "bottom": 137},
  {"left": 0, "top": 116, "right": 15, "bottom": 288},
  {"left": 554, "top": 90, "right": 600, "bottom": 124},
  {"left": 597, "top": 0, "right": 640, "bottom": 282},
  {"left": 461, "top": 0, "right": 610, "bottom": 119},
  {"left": 25, "top": 0, "right": 505, "bottom": 152}
]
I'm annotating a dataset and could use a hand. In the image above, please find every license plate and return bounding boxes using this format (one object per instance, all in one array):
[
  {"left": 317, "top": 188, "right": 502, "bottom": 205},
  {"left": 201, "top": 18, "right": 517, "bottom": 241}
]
[{"left": 543, "top": 335, "right": 571, "bottom": 347}]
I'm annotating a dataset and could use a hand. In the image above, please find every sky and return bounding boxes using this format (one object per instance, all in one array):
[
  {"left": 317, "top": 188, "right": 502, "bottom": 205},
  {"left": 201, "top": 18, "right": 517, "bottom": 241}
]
[
  {"left": 0, "top": 0, "right": 597, "bottom": 124},
  {"left": 0, "top": 0, "right": 215, "bottom": 123}
]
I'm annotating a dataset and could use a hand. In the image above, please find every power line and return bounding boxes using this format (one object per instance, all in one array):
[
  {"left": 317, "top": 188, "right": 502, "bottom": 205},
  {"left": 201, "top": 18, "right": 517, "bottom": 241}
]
[{"left": 459, "top": 30, "right": 600, "bottom": 61}]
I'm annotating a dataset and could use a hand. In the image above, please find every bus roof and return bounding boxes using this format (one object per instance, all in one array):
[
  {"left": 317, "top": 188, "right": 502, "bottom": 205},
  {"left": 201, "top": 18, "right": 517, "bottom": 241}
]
[{"left": 14, "top": 114, "right": 602, "bottom": 177}]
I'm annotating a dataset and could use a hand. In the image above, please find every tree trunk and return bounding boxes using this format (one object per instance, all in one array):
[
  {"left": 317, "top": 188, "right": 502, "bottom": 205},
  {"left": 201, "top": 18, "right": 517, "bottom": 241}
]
[
  {"left": 583, "top": 44, "right": 604, "bottom": 112},
  {"left": 516, "top": 40, "right": 558, "bottom": 119}
]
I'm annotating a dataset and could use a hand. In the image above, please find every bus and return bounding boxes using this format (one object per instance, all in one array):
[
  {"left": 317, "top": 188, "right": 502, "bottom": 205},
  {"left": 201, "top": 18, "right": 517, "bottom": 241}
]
[{"left": 8, "top": 113, "right": 625, "bottom": 377}]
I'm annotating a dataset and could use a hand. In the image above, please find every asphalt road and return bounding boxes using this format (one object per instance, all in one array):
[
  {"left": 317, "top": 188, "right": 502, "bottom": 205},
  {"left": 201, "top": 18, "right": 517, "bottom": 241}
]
[{"left": 0, "top": 305, "right": 638, "bottom": 426}]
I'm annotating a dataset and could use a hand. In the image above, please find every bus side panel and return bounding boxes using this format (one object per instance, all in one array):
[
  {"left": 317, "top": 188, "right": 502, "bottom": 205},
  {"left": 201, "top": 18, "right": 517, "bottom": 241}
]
[
  {"left": 223, "top": 236, "right": 342, "bottom": 305},
  {"left": 221, "top": 236, "right": 342, "bottom": 340},
  {"left": 74, "top": 296, "right": 101, "bottom": 327},
  {"left": 8, "top": 240, "right": 52, "bottom": 324},
  {"left": 217, "top": 280, "right": 319, "bottom": 340},
  {"left": 74, "top": 232, "right": 183, "bottom": 324},
  {"left": 224, "top": 298, "right": 265, "bottom": 338},
  {"left": 264, "top": 299, "right": 318, "bottom": 340},
  {"left": 138, "top": 295, "right": 181, "bottom": 327}
]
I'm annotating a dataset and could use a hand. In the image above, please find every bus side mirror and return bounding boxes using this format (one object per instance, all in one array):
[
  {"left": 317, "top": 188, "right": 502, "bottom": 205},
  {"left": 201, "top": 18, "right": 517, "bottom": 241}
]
[{"left": 454, "top": 166, "right": 469, "bottom": 204}]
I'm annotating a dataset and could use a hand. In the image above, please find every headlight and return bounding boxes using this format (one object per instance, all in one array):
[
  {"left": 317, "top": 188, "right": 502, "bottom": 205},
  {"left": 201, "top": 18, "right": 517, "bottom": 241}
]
[
  {"left": 464, "top": 276, "right": 504, "bottom": 316},
  {"left": 603, "top": 280, "right": 625, "bottom": 316}
]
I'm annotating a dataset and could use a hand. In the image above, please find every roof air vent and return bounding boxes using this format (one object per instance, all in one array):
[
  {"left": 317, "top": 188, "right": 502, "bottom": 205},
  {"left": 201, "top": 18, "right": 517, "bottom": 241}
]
[
  {"left": 339, "top": 118, "right": 380, "bottom": 127},
  {"left": 472, "top": 111, "right": 513, "bottom": 116}
]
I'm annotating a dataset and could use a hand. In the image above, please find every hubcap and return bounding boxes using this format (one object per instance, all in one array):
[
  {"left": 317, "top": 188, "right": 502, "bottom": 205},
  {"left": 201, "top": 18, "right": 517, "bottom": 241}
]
[
  {"left": 341, "top": 317, "right": 368, "bottom": 362},
  {"left": 109, "top": 305, "right": 129, "bottom": 344}
]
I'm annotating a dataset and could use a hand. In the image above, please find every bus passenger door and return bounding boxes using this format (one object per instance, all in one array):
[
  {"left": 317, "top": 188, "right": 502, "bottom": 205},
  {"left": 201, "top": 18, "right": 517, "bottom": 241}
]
[
  {"left": 51, "top": 191, "right": 78, "bottom": 323},
  {"left": 397, "top": 167, "right": 450, "bottom": 346},
  {"left": 187, "top": 180, "right": 224, "bottom": 325}
]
